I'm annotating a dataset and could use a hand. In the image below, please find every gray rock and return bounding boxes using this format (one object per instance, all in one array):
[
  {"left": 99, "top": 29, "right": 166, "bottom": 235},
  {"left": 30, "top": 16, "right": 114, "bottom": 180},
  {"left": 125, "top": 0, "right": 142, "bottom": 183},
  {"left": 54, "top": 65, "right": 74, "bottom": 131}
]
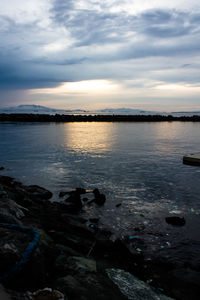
[
  {"left": 56, "top": 275, "right": 88, "bottom": 298},
  {"left": 0, "top": 285, "right": 11, "bottom": 300},
  {"left": 16, "top": 184, "right": 52, "bottom": 201},
  {"left": 0, "top": 208, "right": 21, "bottom": 224},
  {"left": 106, "top": 268, "right": 174, "bottom": 300},
  {"left": 165, "top": 216, "right": 186, "bottom": 226},
  {"left": 67, "top": 256, "right": 97, "bottom": 273}
]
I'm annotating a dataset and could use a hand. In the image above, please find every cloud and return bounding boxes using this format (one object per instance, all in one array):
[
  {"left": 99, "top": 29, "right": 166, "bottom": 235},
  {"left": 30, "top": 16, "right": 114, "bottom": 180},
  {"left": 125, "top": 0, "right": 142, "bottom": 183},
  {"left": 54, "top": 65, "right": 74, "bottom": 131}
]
[{"left": 0, "top": 0, "right": 200, "bottom": 109}]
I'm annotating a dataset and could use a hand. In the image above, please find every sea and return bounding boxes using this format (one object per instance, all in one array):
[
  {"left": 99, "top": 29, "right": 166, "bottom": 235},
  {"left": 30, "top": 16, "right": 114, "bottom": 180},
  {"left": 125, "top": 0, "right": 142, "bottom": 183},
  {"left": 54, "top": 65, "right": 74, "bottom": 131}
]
[{"left": 0, "top": 121, "right": 200, "bottom": 236}]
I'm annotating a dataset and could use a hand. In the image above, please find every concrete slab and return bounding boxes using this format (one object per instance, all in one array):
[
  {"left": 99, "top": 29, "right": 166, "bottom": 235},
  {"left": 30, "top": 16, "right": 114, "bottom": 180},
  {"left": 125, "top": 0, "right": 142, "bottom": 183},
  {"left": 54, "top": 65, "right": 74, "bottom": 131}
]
[{"left": 183, "top": 153, "right": 200, "bottom": 166}]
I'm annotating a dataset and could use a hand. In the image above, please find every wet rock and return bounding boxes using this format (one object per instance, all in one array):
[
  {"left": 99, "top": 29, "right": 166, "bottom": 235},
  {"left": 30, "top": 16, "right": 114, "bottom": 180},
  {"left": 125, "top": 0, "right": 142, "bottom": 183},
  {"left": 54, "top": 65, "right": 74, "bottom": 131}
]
[
  {"left": 0, "top": 175, "right": 14, "bottom": 186},
  {"left": 23, "top": 185, "right": 53, "bottom": 200},
  {"left": 76, "top": 187, "right": 86, "bottom": 195},
  {"left": 0, "top": 227, "right": 32, "bottom": 281},
  {"left": 89, "top": 218, "right": 99, "bottom": 223},
  {"left": 14, "top": 184, "right": 52, "bottom": 202},
  {"left": 48, "top": 231, "right": 94, "bottom": 255},
  {"left": 0, "top": 285, "right": 11, "bottom": 300},
  {"left": 0, "top": 167, "right": 5, "bottom": 171},
  {"left": 82, "top": 197, "right": 88, "bottom": 202},
  {"left": 55, "top": 275, "right": 88, "bottom": 299},
  {"left": 56, "top": 271, "right": 127, "bottom": 300},
  {"left": 93, "top": 188, "right": 100, "bottom": 195},
  {"left": 64, "top": 192, "right": 83, "bottom": 212},
  {"left": 0, "top": 208, "right": 21, "bottom": 224},
  {"left": 66, "top": 256, "right": 97, "bottom": 273},
  {"left": 59, "top": 188, "right": 86, "bottom": 198},
  {"left": 59, "top": 191, "right": 68, "bottom": 198},
  {"left": 106, "top": 268, "right": 173, "bottom": 300},
  {"left": 55, "top": 243, "right": 82, "bottom": 257},
  {"left": 93, "top": 189, "right": 106, "bottom": 206},
  {"left": 0, "top": 198, "right": 27, "bottom": 219},
  {"left": 165, "top": 216, "right": 186, "bottom": 226},
  {"left": 28, "top": 287, "right": 65, "bottom": 300}
]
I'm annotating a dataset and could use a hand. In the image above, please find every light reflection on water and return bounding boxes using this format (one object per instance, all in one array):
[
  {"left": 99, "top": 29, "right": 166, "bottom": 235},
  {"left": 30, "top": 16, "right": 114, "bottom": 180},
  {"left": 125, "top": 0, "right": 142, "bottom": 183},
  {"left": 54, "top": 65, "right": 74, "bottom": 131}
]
[
  {"left": 0, "top": 121, "right": 200, "bottom": 232},
  {"left": 63, "top": 122, "right": 114, "bottom": 155}
]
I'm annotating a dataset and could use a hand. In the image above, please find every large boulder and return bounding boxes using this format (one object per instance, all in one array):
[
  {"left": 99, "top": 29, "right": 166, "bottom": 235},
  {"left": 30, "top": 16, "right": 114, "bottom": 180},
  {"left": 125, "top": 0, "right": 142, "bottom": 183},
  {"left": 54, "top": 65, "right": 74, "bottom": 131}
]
[{"left": 15, "top": 185, "right": 52, "bottom": 201}]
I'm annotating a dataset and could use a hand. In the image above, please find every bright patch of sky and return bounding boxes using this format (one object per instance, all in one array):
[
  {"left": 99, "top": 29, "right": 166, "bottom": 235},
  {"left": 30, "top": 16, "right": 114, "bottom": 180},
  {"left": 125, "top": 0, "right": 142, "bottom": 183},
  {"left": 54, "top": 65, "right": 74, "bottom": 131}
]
[{"left": 0, "top": 0, "right": 199, "bottom": 111}]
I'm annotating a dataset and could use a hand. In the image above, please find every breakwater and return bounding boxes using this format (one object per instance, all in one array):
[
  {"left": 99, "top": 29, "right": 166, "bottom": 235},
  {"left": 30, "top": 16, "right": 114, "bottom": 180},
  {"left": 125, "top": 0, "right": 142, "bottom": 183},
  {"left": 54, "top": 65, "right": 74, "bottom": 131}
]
[{"left": 1, "top": 113, "right": 200, "bottom": 122}]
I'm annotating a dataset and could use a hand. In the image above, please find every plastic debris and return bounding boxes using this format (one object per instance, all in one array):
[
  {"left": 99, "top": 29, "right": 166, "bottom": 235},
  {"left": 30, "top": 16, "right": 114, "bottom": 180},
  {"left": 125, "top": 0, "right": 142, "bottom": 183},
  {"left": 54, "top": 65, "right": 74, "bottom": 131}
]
[
  {"left": 146, "top": 279, "right": 153, "bottom": 284},
  {"left": 169, "top": 210, "right": 182, "bottom": 214},
  {"left": 129, "top": 236, "right": 137, "bottom": 240},
  {"left": 136, "top": 248, "right": 142, "bottom": 252}
]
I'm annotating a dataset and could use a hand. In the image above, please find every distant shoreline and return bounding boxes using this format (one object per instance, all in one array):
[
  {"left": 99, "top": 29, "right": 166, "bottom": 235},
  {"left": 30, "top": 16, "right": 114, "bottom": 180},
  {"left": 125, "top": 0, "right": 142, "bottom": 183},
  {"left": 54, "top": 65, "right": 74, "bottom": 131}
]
[{"left": 1, "top": 113, "right": 200, "bottom": 122}]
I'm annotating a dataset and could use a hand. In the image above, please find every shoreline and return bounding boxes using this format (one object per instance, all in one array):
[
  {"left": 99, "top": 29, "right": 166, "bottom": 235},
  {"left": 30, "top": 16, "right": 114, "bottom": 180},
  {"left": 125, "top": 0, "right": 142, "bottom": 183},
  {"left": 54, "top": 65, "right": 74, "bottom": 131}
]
[
  {"left": 0, "top": 173, "right": 200, "bottom": 299},
  {"left": 1, "top": 113, "right": 200, "bottom": 122}
]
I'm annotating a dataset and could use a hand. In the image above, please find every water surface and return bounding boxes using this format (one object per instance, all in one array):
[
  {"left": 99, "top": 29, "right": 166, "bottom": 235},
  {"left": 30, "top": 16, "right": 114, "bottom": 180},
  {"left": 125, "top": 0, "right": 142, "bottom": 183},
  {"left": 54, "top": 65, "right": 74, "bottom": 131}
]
[{"left": 1, "top": 121, "right": 200, "bottom": 234}]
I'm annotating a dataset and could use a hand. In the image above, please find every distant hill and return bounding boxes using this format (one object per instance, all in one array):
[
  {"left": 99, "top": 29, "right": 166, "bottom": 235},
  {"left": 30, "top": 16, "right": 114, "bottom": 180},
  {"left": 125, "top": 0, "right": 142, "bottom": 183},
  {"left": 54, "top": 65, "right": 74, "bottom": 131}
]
[
  {"left": 96, "top": 108, "right": 162, "bottom": 115},
  {"left": 0, "top": 105, "right": 200, "bottom": 116},
  {"left": 0, "top": 104, "right": 66, "bottom": 114}
]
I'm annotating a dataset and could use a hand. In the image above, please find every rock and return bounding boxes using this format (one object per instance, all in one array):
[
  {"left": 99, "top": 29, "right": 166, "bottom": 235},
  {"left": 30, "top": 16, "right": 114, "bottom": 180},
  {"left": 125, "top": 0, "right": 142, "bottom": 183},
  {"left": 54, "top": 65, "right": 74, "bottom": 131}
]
[
  {"left": 59, "top": 191, "right": 68, "bottom": 198},
  {"left": 165, "top": 216, "right": 186, "bottom": 226},
  {"left": 93, "top": 188, "right": 100, "bottom": 196},
  {"left": 17, "top": 185, "right": 52, "bottom": 201},
  {"left": 106, "top": 268, "right": 173, "bottom": 300},
  {"left": 64, "top": 192, "right": 83, "bottom": 212},
  {"left": 66, "top": 256, "right": 97, "bottom": 273},
  {"left": 29, "top": 287, "right": 65, "bottom": 300},
  {"left": 0, "top": 198, "right": 26, "bottom": 219},
  {"left": 89, "top": 218, "right": 99, "bottom": 223},
  {"left": 55, "top": 243, "right": 82, "bottom": 256},
  {"left": 55, "top": 275, "right": 88, "bottom": 299},
  {"left": 82, "top": 197, "right": 88, "bottom": 202},
  {"left": 0, "top": 226, "right": 32, "bottom": 281},
  {"left": 48, "top": 231, "right": 94, "bottom": 255},
  {"left": 0, "top": 167, "right": 5, "bottom": 171},
  {"left": 56, "top": 271, "right": 127, "bottom": 300},
  {"left": 0, "top": 208, "right": 21, "bottom": 224},
  {"left": 116, "top": 203, "right": 121, "bottom": 207},
  {"left": 0, "top": 175, "right": 14, "bottom": 186},
  {"left": 95, "top": 194, "right": 106, "bottom": 205},
  {"left": 55, "top": 255, "right": 97, "bottom": 277},
  {"left": 59, "top": 188, "right": 86, "bottom": 198},
  {"left": 92, "top": 189, "right": 106, "bottom": 205},
  {"left": 0, "top": 285, "right": 11, "bottom": 300},
  {"left": 76, "top": 187, "right": 86, "bottom": 194}
]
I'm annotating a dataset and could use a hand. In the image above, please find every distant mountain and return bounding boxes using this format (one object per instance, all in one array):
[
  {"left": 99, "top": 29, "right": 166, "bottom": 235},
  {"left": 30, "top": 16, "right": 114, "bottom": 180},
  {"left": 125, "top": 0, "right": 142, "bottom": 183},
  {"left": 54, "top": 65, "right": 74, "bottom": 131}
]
[
  {"left": 97, "top": 108, "right": 200, "bottom": 116},
  {"left": 0, "top": 105, "right": 200, "bottom": 116},
  {"left": 97, "top": 108, "right": 162, "bottom": 115},
  {"left": 99, "top": 108, "right": 144, "bottom": 112},
  {"left": 0, "top": 104, "right": 66, "bottom": 114}
]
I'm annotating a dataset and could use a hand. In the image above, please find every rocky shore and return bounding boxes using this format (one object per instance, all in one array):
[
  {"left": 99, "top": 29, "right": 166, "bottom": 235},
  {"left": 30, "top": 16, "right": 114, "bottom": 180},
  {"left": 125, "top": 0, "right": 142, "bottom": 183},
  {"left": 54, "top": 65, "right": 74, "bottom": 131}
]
[{"left": 0, "top": 172, "right": 199, "bottom": 299}]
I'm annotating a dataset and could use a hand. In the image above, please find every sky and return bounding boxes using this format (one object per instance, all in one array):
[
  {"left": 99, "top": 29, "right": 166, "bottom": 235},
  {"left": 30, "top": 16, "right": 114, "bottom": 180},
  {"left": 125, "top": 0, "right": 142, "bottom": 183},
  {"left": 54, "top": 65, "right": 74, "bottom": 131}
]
[{"left": 0, "top": 0, "right": 200, "bottom": 111}]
